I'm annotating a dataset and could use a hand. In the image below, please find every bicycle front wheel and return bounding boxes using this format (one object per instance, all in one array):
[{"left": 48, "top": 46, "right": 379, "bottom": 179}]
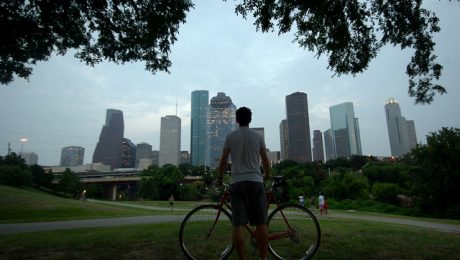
[
  {"left": 179, "top": 204, "right": 233, "bottom": 260},
  {"left": 267, "top": 204, "right": 321, "bottom": 260}
]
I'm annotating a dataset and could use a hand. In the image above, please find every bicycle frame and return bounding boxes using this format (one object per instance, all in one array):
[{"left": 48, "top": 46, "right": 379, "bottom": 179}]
[{"left": 211, "top": 184, "right": 296, "bottom": 242}]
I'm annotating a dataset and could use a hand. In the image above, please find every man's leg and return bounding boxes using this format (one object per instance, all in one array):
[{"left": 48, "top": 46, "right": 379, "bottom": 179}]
[
  {"left": 233, "top": 226, "right": 246, "bottom": 260},
  {"left": 256, "top": 224, "right": 269, "bottom": 260}
]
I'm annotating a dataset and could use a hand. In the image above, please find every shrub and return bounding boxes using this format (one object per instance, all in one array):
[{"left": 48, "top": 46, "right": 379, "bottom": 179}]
[
  {"left": 0, "top": 165, "right": 32, "bottom": 186},
  {"left": 372, "top": 182, "right": 401, "bottom": 205}
]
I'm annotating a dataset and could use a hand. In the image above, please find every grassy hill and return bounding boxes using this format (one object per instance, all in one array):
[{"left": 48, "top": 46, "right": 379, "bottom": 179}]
[{"left": 0, "top": 185, "right": 155, "bottom": 223}]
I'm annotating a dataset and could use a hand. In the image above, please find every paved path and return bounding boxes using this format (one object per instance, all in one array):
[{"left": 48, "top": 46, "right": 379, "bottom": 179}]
[
  {"left": 317, "top": 212, "right": 460, "bottom": 234},
  {"left": 0, "top": 215, "right": 184, "bottom": 234},
  {"left": 1, "top": 200, "right": 459, "bottom": 235}
]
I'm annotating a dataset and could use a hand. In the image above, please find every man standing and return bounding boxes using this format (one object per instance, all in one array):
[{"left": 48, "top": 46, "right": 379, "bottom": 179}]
[
  {"left": 218, "top": 107, "right": 271, "bottom": 260},
  {"left": 318, "top": 192, "right": 325, "bottom": 215}
]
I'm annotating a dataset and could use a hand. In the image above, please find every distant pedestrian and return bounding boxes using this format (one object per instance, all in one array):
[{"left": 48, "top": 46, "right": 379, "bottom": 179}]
[
  {"left": 298, "top": 193, "right": 305, "bottom": 207},
  {"left": 168, "top": 194, "right": 174, "bottom": 211},
  {"left": 80, "top": 190, "right": 86, "bottom": 201},
  {"left": 318, "top": 192, "right": 325, "bottom": 215}
]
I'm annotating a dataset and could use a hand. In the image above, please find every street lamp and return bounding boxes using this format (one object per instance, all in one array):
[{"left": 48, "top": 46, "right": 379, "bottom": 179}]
[{"left": 20, "top": 138, "right": 28, "bottom": 155}]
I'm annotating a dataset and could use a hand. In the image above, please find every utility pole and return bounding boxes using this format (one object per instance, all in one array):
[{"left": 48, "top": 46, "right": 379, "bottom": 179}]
[{"left": 7, "top": 142, "right": 11, "bottom": 155}]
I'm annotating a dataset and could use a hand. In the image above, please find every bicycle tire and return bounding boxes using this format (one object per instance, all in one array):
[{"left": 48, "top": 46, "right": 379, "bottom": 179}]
[
  {"left": 267, "top": 204, "right": 321, "bottom": 260},
  {"left": 179, "top": 204, "right": 233, "bottom": 260}
]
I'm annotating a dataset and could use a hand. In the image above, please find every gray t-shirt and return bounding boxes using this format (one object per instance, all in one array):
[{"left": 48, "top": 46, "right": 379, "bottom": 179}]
[{"left": 223, "top": 126, "right": 266, "bottom": 184}]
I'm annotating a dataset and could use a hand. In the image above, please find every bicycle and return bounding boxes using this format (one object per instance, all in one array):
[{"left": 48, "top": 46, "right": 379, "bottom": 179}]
[{"left": 179, "top": 176, "right": 321, "bottom": 259}]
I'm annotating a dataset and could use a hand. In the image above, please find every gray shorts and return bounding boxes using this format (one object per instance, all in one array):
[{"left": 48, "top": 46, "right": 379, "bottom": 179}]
[{"left": 229, "top": 181, "right": 267, "bottom": 226}]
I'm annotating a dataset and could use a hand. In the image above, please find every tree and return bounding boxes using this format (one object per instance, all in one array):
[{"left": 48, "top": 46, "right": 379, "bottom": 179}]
[
  {"left": 57, "top": 168, "right": 83, "bottom": 197},
  {"left": 1, "top": 0, "right": 452, "bottom": 103},
  {"left": 30, "top": 164, "right": 53, "bottom": 187},
  {"left": 178, "top": 183, "right": 201, "bottom": 201},
  {"left": 362, "top": 161, "right": 411, "bottom": 189},
  {"left": 372, "top": 182, "right": 402, "bottom": 205},
  {"left": 0, "top": 152, "right": 26, "bottom": 166},
  {"left": 321, "top": 171, "right": 369, "bottom": 200},
  {"left": 410, "top": 127, "right": 460, "bottom": 218},
  {"left": 138, "top": 164, "right": 184, "bottom": 200},
  {"left": 0, "top": 153, "right": 31, "bottom": 186},
  {"left": 0, "top": 0, "right": 193, "bottom": 84}
]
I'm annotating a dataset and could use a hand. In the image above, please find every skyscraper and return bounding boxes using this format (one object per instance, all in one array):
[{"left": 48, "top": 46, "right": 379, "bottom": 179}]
[
  {"left": 406, "top": 120, "right": 418, "bottom": 150},
  {"left": 312, "top": 130, "right": 325, "bottom": 162},
  {"left": 152, "top": 150, "right": 159, "bottom": 166},
  {"left": 135, "top": 142, "right": 153, "bottom": 168},
  {"left": 191, "top": 90, "right": 209, "bottom": 166},
  {"left": 323, "top": 129, "right": 334, "bottom": 161},
  {"left": 93, "top": 109, "right": 124, "bottom": 169},
  {"left": 60, "top": 146, "right": 84, "bottom": 167},
  {"left": 285, "top": 92, "right": 312, "bottom": 162},
  {"left": 329, "top": 102, "right": 362, "bottom": 159},
  {"left": 208, "top": 92, "right": 236, "bottom": 168},
  {"left": 384, "top": 98, "right": 417, "bottom": 156},
  {"left": 279, "top": 119, "right": 289, "bottom": 160},
  {"left": 121, "top": 138, "right": 136, "bottom": 168},
  {"left": 21, "top": 152, "right": 38, "bottom": 165},
  {"left": 159, "top": 115, "right": 181, "bottom": 166},
  {"left": 180, "top": 151, "right": 191, "bottom": 164}
]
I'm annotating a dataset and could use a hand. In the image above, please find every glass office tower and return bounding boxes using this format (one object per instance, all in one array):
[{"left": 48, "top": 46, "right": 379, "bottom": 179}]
[
  {"left": 279, "top": 119, "right": 289, "bottom": 160},
  {"left": 384, "top": 98, "right": 417, "bottom": 156},
  {"left": 60, "top": 146, "right": 85, "bottom": 167},
  {"left": 312, "top": 130, "right": 325, "bottom": 162},
  {"left": 323, "top": 129, "right": 334, "bottom": 161},
  {"left": 208, "top": 92, "right": 236, "bottom": 168},
  {"left": 135, "top": 142, "right": 153, "bottom": 168},
  {"left": 121, "top": 138, "right": 136, "bottom": 168},
  {"left": 191, "top": 90, "right": 209, "bottom": 166},
  {"left": 329, "top": 102, "right": 362, "bottom": 159}
]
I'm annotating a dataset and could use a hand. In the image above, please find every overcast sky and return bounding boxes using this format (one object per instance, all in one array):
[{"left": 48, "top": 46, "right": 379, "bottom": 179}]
[{"left": 1, "top": 0, "right": 459, "bottom": 166}]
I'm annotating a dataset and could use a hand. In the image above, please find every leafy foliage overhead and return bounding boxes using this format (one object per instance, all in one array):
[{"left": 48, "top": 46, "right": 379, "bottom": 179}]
[
  {"left": 233, "top": 0, "right": 447, "bottom": 103},
  {"left": 0, "top": 0, "right": 453, "bottom": 103},
  {"left": 0, "top": 0, "right": 193, "bottom": 84}
]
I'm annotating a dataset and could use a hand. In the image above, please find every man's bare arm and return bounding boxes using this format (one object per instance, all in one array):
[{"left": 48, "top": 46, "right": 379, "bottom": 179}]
[
  {"left": 260, "top": 147, "right": 271, "bottom": 180},
  {"left": 217, "top": 148, "right": 230, "bottom": 183}
]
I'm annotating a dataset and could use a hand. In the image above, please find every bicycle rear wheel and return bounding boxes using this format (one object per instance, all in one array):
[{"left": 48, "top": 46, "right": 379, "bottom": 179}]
[
  {"left": 267, "top": 204, "right": 321, "bottom": 260},
  {"left": 179, "top": 204, "right": 233, "bottom": 259}
]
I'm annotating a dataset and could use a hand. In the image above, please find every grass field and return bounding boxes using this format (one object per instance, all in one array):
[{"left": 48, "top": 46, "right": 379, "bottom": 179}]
[
  {"left": 0, "top": 185, "right": 158, "bottom": 223},
  {"left": 1, "top": 185, "right": 460, "bottom": 259},
  {"left": 1, "top": 217, "right": 459, "bottom": 259}
]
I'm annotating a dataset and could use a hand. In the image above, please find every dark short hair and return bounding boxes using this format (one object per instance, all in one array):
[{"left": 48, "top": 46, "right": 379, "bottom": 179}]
[{"left": 236, "top": 107, "right": 252, "bottom": 126}]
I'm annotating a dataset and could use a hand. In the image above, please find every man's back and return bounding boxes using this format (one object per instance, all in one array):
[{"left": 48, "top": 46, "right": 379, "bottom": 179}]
[{"left": 225, "top": 127, "right": 265, "bottom": 184}]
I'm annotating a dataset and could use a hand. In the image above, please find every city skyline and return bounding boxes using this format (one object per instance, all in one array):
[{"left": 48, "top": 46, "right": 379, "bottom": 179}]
[{"left": 1, "top": 1, "right": 459, "bottom": 165}]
